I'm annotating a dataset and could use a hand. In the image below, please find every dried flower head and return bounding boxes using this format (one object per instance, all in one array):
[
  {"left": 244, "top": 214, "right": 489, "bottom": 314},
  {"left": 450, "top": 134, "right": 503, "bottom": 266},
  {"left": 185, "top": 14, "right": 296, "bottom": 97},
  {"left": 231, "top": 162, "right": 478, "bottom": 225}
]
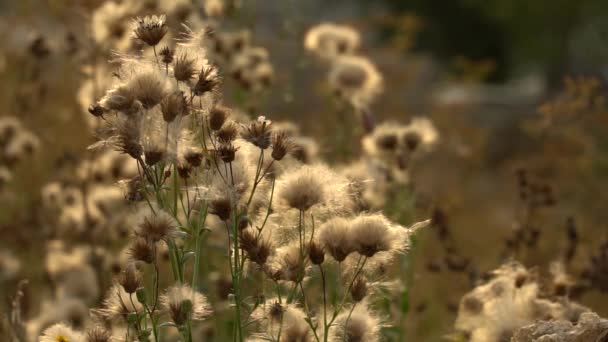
[
  {"left": 304, "top": 23, "right": 361, "bottom": 59},
  {"left": 127, "top": 70, "right": 170, "bottom": 109},
  {"left": 86, "top": 325, "right": 112, "bottom": 342},
  {"left": 351, "top": 214, "right": 401, "bottom": 257},
  {"left": 40, "top": 323, "right": 83, "bottom": 342},
  {"left": 160, "top": 284, "right": 212, "bottom": 326},
  {"left": 271, "top": 130, "right": 295, "bottom": 161},
  {"left": 161, "top": 91, "right": 188, "bottom": 122},
  {"left": 159, "top": 46, "right": 174, "bottom": 65},
  {"left": 173, "top": 51, "right": 198, "bottom": 82},
  {"left": 193, "top": 65, "right": 220, "bottom": 96},
  {"left": 240, "top": 229, "right": 272, "bottom": 265},
  {"left": 328, "top": 55, "right": 383, "bottom": 109},
  {"left": 241, "top": 116, "right": 272, "bottom": 149},
  {"left": 318, "top": 217, "right": 354, "bottom": 262},
  {"left": 329, "top": 304, "right": 381, "bottom": 342},
  {"left": 118, "top": 262, "right": 142, "bottom": 294},
  {"left": 308, "top": 240, "right": 325, "bottom": 265},
  {"left": 350, "top": 276, "right": 368, "bottom": 302},
  {"left": 217, "top": 143, "right": 238, "bottom": 163},
  {"left": 208, "top": 105, "right": 230, "bottom": 131},
  {"left": 135, "top": 209, "right": 179, "bottom": 242},
  {"left": 133, "top": 15, "right": 168, "bottom": 47},
  {"left": 210, "top": 196, "right": 232, "bottom": 221},
  {"left": 98, "top": 284, "right": 144, "bottom": 322},
  {"left": 216, "top": 120, "right": 239, "bottom": 143},
  {"left": 277, "top": 164, "right": 327, "bottom": 211},
  {"left": 128, "top": 237, "right": 156, "bottom": 264}
]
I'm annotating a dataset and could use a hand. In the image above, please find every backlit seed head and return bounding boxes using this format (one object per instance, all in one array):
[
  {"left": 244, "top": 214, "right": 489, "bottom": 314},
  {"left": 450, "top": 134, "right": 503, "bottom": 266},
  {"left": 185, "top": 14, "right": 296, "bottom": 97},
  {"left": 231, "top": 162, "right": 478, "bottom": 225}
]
[
  {"left": 88, "top": 103, "right": 105, "bottom": 117},
  {"left": 133, "top": 15, "right": 168, "bottom": 47},
  {"left": 161, "top": 91, "right": 188, "bottom": 123},
  {"left": 173, "top": 52, "right": 198, "bottom": 82},
  {"left": 308, "top": 241, "right": 325, "bottom": 265},
  {"left": 217, "top": 143, "right": 238, "bottom": 163},
  {"left": 350, "top": 277, "right": 368, "bottom": 302},
  {"left": 208, "top": 105, "right": 230, "bottom": 131},
  {"left": 86, "top": 325, "right": 112, "bottom": 342},
  {"left": 128, "top": 237, "right": 156, "bottom": 264},
  {"left": 318, "top": 217, "right": 354, "bottom": 262},
  {"left": 193, "top": 65, "right": 220, "bottom": 96},
  {"left": 277, "top": 165, "right": 327, "bottom": 211},
  {"left": 159, "top": 46, "right": 174, "bottom": 65},
  {"left": 118, "top": 262, "right": 142, "bottom": 294},
  {"left": 160, "top": 284, "right": 212, "bottom": 326},
  {"left": 271, "top": 130, "right": 295, "bottom": 161},
  {"left": 184, "top": 149, "right": 204, "bottom": 167},
  {"left": 241, "top": 116, "right": 272, "bottom": 149},
  {"left": 216, "top": 121, "right": 239, "bottom": 143},
  {"left": 135, "top": 209, "right": 179, "bottom": 242},
  {"left": 144, "top": 149, "right": 165, "bottom": 166},
  {"left": 210, "top": 196, "right": 232, "bottom": 221}
]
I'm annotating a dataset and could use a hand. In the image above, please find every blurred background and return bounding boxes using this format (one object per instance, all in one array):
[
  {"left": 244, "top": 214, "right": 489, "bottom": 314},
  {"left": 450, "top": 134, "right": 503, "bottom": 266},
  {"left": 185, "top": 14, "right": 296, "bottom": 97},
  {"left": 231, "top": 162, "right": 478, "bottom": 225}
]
[{"left": 2, "top": 0, "right": 608, "bottom": 341}]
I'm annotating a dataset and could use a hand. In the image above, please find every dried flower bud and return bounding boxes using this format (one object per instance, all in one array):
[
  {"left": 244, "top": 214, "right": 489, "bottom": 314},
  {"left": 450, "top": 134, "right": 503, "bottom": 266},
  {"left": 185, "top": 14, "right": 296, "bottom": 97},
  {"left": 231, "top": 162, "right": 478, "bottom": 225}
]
[
  {"left": 403, "top": 131, "right": 421, "bottom": 151},
  {"left": 375, "top": 133, "right": 398, "bottom": 151},
  {"left": 173, "top": 52, "right": 197, "bottom": 82},
  {"left": 193, "top": 66, "right": 220, "bottom": 96},
  {"left": 308, "top": 241, "right": 325, "bottom": 265},
  {"left": 271, "top": 131, "right": 295, "bottom": 161},
  {"left": 216, "top": 121, "right": 238, "bottom": 143},
  {"left": 177, "top": 163, "right": 192, "bottom": 179},
  {"left": 242, "top": 116, "right": 272, "bottom": 149},
  {"left": 208, "top": 106, "right": 230, "bottom": 131},
  {"left": 210, "top": 197, "right": 232, "bottom": 221},
  {"left": 144, "top": 149, "right": 165, "bottom": 166},
  {"left": 161, "top": 92, "right": 188, "bottom": 123},
  {"left": 119, "top": 263, "right": 142, "bottom": 294},
  {"left": 88, "top": 103, "right": 105, "bottom": 117},
  {"left": 350, "top": 277, "right": 368, "bottom": 302},
  {"left": 217, "top": 143, "right": 238, "bottom": 163},
  {"left": 129, "top": 237, "right": 156, "bottom": 264},
  {"left": 239, "top": 229, "right": 271, "bottom": 265},
  {"left": 184, "top": 149, "right": 203, "bottom": 167},
  {"left": 133, "top": 15, "right": 168, "bottom": 47},
  {"left": 159, "top": 46, "right": 174, "bottom": 65},
  {"left": 86, "top": 325, "right": 112, "bottom": 342}
]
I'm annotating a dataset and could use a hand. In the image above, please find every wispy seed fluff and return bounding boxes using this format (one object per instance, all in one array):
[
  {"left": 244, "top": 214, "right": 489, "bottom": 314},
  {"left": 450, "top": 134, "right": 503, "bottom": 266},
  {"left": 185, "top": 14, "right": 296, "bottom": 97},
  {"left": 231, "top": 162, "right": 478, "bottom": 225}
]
[
  {"left": 134, "top": 207, "right": 179, "bottom": 243},
  {"left": 160, "top": 284, "right": 212, "bottom": 326},
  {"left": 318, "top": 217, "right": 355, "bottom": 262},
  {"left": 304, "top": 23, "right": 361, "bottom": 59},
  {"left": 39, "top": 323, "right": 83, "bottom": 342},
  {"left": 251, "top": 300, "right": 311, "bottom": 342},
  {"left": 276, "top": 164, "right": 329, "bottom": 211},
  {"left": 98, "top": 284, "right": 144, "bottom": 322},
  {"left": 327, "top": 304, "right": 381, "bottom": 342},
  {"left": 350, "top": 214, "right": 405, "bottom": 257},
  {"left": 328, "top": 55, "right": 383, "bottom": 109}
]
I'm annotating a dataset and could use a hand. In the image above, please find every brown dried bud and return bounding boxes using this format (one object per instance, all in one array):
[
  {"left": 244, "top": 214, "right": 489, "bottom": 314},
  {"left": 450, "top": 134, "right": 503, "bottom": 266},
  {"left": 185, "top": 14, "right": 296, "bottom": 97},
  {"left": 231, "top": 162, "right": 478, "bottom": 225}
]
[
  {"left": 376, "top": 133, "right": 398, "bottom": 151},
  {"left": 88, "top": 103, "right": 105, "bottom": 117},
  {"left": 208, "top": 106, "right": 229, "bottom": 131},
  {"left": 177, "top": 163, "right": 192, "bottom": 179},
  {"left": 145, "top": 150, "right": 164, "bottom": 166},
  {"left": 350, "top": 277, "right": 368, "bottom": 302},
  {"left": 216, "top": 121, "right": 238, "bottom": 143},
  {"left": 193, "top": 66, "right": 220, "bottom": 96},
  {"left": 159, "top": 46, "right": 174, "bottom": 65},
  {"left": 173, "top": 53, "right": 197, "bottom": 82},
  {"left": 271, "top": 131, "right": 294, "bottom": 161},
  {"left": 217, "top": 143, "right": 237, "bottom": 163},
  {"left": 241, "top": 116, "right": 272, "bottom": 149},
  {"left": 210, "top": 197, "right": 232, "bottom": 221},
  {"left": 119, "top": 263, "right": 142, "bottom": 294},
  {"left": 308, "top": 241, "right": 325, "bottom": 265},
  {"left": 161, "top": 92, "right": 188, "bottom": 123},
  {"left": 403, "top": 131, "right": 421, "bottom": 151},
  {"left": 184, "top": 149, "right": 203, "bottom": 167},
  {"left": 86, "top": 325, "right": 112, "bottom": 342},
  {"left": 129, "top": 237, "right": 156, "bottom": 264}
]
